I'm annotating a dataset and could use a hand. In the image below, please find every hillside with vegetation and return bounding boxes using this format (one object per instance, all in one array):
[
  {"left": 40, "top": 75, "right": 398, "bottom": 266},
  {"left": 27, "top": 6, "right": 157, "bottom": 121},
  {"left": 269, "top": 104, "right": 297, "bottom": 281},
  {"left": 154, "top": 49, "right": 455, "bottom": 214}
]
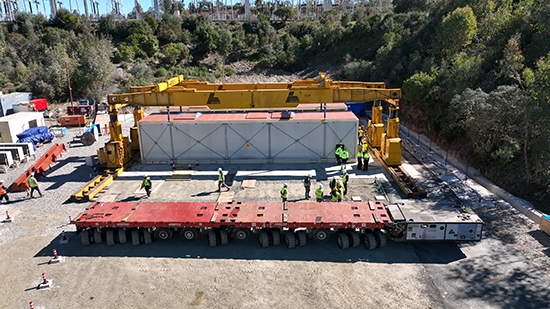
[{"left": 0, "top": 0, "right": 548, "bottom": 209}]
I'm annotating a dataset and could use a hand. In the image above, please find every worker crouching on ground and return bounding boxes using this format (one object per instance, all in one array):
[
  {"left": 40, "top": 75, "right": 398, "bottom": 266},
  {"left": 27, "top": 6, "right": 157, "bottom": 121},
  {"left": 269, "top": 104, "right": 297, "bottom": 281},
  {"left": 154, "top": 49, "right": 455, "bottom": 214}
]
[
  {"left": 28, "top": 172, "right": 42, "bottom": 198},
  {"left": 140, "top": 175, "right": 152, "bottom": 198},
  {"left": 0, "top": 180, "right": 9, "bottom": 203},
  {"left": 281, "top": 183, "right": 288, "bottom": 202},
  {"left": 316, "top": 184, "right": 323, "bottom": 202},
  {"left": 303, "top": 174, "right": 311, "bottom": 199},
  {"left": 217, "top": 167, "right": 230, "bottom": 191},
  {"left": 337, "top": 182, "right": 343, "bottom": 201}
]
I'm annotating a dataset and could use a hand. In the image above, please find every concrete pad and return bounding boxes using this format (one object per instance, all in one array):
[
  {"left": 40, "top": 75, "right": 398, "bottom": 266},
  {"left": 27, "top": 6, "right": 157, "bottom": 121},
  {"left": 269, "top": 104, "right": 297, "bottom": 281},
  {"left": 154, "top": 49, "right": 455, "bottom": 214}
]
[
  {"left": 49, "top": 256, "right": 65, "bottom": 264},
  {"left": 217, "top": 191, "right": 234, "bottom": 203},
  {"left": 375, "top": 195, "right": 386, "bottom": 201},
  {"left": 241, "top": 179, "right": 256, "bottom": 188},
  {"left": 97, "top": 194, "right": 119, "bottom": 202},
  {"left": 351, "top": 196, "right": 362, "bottom": 202},
  {"left": 38, "top": 279, "right": 52, "bottom": 289}
]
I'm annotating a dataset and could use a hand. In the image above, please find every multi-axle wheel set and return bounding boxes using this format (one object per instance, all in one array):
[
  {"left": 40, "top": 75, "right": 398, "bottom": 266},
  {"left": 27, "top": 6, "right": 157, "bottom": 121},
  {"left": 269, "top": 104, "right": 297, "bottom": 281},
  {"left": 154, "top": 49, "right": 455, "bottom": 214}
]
[{"left": 79, "top": 227, "right": 388, "bottom": 250}]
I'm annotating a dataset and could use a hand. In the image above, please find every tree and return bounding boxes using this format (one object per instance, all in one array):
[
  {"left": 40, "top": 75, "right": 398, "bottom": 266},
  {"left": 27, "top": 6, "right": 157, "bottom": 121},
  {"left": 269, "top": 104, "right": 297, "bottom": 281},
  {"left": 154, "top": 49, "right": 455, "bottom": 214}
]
[
  {"left": 215, "top": 27, "right": 232, "bottom": 57},
  {"left": 499, "top": 37, "right": 525, "bottom": 89},
  {"left": 436, "top": 6, "right": 477, "bottom": 57},
  {"left": 14, "top": 13, "right": 34, "bottom": 37},
  {"left": 51, "top": 9, "right": 80, "bottom": 31},
  {"left": 403, "top": 71, "right": 436, "bottom": 110},
  {"left": 139, "top": 35, "right": 159, "bottom": 57},
  {"left": 194, "top": 25, "right": 217, "bottom": 56},
  {"left": 274, "top": 7, "right": 296, "bottom": 22}
]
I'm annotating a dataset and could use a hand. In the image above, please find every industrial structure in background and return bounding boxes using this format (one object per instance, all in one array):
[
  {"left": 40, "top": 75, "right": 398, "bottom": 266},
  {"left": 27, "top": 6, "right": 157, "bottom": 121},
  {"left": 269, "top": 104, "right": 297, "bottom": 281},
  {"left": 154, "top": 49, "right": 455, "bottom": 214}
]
[{"left": 0, "top": 0, "right": 388, "bottom": 22}]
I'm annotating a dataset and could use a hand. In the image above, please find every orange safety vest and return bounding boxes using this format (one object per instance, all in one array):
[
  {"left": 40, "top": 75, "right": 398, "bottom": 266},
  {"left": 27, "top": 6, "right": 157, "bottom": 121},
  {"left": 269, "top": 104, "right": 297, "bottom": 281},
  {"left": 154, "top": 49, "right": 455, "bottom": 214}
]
[{"left": 0, "top": 187, "right": 6, "bottom": 195}]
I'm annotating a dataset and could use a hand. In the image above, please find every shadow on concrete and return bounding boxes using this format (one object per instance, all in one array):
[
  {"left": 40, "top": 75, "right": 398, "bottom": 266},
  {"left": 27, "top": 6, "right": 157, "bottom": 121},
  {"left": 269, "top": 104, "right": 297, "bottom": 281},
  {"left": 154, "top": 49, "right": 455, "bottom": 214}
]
[
  {"left": 528, "top": 230, "right": 550, "bottom": 249},
  {"left": 34, "top": 231, "right": 468, "bottom": 265}
]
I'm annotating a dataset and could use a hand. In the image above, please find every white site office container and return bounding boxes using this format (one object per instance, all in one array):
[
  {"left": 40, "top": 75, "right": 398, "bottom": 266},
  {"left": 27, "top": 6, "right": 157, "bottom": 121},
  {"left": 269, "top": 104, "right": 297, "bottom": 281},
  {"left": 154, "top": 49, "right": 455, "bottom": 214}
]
[
  {"left": 0, "top": 142, "right": 34, "bottom": 158},
  {"left": 138, "top": 111, "right": 358, "bottom": 164},
  {"left": 0, "top": 112, "right": 45, "bottom": 143},
  {"left": 0, "top": 151, "right": 14, "bottom": 167},
  {"left": 0, "top": 147, "right": 25, "bottom": 162}
]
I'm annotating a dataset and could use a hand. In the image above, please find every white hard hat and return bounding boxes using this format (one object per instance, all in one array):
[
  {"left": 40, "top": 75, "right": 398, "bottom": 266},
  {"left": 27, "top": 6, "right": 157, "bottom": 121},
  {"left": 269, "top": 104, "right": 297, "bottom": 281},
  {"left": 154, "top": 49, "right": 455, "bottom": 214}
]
[
  {"left": 308, "top": 174, "right": 311, "bottom": 177},
  {"left": 31, "top": 172, "right": 35, "bottom": 176},
  {"left": 319, "top": 184, "right": 323, "bottom": 189},
  {"left": 332, "top": 176, "right": 335, "bottom": 180},
  {"left": 143, "top": 175, "right": 148, "bottom": 178},
  {"left": 283, "top": 183, "right": 287, "bottom": 187},
  {"left": 218, "top": 167, "right": 222, "bottom": 171},
  {"left": 343, "top": 170, "right": 347, "bottom": 174},
  {"left": 0, "top": 180, "right": 3, "bottom": 183}
]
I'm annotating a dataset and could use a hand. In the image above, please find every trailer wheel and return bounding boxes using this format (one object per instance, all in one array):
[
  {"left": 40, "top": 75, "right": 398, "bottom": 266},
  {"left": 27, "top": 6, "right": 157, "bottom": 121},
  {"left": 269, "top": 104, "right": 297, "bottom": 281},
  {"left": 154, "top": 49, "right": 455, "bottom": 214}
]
[
  {"left": 364, "top": 233, "right": 377, "bottom": 250},
  {"left": 347, "top": 231, "right": 360, "bottom": 248},
  {"left": 208, "top": 230, "right": 218, "bottom": 247},
  {"left": 270, "top": 229, "right": 281, "bottom": 246},
  {"left": 233, "top": 228, "right": 250, "bottom": 242},
  {"left": 80, "top": 229, "right": 91, "bottom": 246},
  {"left": 296, "top": 231, "right": 307, "bottom": 247},
  {"left": 259, "top": 231, "right": 270, "bottom": 248},
  {"left": 93, "top": 229, "right": 103, "bottom": 244},
  {"left": 219, "top": 229, "right": 229, "bottom": 245},
  {"left": 106, "top": 229, "right": 116, "bottom": 246},
  {"left": 131, "top": 230, "right": 140, "bottom": 246},
  {"left": 337, "top": 233, "right": 349, "bottom": 250},
  {"left": 313, "top": 228, "right": 330, "bottom": 243},
  {"left": 180, "top": 228, "right": 199, "bottom": 242},
  {"left": 118, "top": 229, "right": 127, "bottom": 244},
  {"left": 285, "top": 231, "right": 296, "bottom": 249},
  {"left": 374, "top": 230, "right": 387, "bottom": 248},
  {"left": 154, "top": 228, "right": 173, "bottom": 241},
  {"left": 143, "top": 230, "right": 153, "bottom": 244}
]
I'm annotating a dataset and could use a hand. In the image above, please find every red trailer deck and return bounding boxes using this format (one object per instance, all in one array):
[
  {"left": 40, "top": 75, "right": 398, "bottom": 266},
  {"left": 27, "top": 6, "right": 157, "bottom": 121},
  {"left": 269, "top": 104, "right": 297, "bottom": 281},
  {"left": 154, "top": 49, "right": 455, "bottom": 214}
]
[
  {"left": 74, "top": 201, "right": 392, "bottom": 230},
  {"left": 73, "top": 201, "right": 393, "bottom": 250}
]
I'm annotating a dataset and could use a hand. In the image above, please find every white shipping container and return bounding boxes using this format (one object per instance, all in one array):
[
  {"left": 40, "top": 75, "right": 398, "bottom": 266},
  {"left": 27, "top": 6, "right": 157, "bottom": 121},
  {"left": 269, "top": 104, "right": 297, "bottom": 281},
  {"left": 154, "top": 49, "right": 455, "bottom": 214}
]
[
  {"left": 0, "top": 151, "right": 14, "bottom": 167},
  {"left": 138, "top": 111, "right": 358, "bottom": 164},
  {"left": 0, "top": 112, "right": 45, "bottom": 143}
]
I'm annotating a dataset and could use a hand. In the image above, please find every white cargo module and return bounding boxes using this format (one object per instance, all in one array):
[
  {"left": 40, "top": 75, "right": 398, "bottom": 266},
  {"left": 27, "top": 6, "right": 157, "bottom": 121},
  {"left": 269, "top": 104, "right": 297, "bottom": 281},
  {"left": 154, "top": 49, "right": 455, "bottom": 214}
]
[
  {"left": 138, "top": 111, "right": 358, "bottom": 164},
  {"left": 387, "top": 202, "right": 484, "bottom": 241}
]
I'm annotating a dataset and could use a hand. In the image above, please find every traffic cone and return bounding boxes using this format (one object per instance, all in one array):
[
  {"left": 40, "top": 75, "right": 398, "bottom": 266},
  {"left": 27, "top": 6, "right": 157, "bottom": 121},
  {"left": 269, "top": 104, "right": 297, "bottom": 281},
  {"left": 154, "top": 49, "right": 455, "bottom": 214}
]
[
  {"left": 170, "top": 160, "right": 175, "bottom": 170},
  {"left": 29, "top": 301, "right": 34, "bottom": 309},
  {"left": 188, "top": 163, "right": 191, "bottom": 170},
  {"left": 69, "top": 216, "right": 72, "bottom": 223},
  {"left": 59, "top": 230, "right": 69, "bottom": 244},
  {"left": 68, "top": 141, "right": 71, "bottom": 148},
  {"left": 195, "top": 160, "right": 199, "bottom": 166},
  {"left": 50, "top": 248, "right": 63, "bottom": 264},
  {"left": 39, "top": 272, "right": 52, "bottom": 289},
  {"left": 53, "top": 154, "right": 57, "bottom": 163},
  {"left": 89, "top": 173, "right": 92, "bottom": 180},
  {"left": 5, "top": 210, "right": 12, "bottom": 222}
]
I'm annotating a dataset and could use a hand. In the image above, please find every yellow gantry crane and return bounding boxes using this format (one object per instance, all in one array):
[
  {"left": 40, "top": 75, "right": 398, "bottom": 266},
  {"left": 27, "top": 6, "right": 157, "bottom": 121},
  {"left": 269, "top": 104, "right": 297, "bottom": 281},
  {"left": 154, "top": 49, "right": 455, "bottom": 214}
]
[{"left": 99, "top": 73, "right": 403, "bottom": 169}]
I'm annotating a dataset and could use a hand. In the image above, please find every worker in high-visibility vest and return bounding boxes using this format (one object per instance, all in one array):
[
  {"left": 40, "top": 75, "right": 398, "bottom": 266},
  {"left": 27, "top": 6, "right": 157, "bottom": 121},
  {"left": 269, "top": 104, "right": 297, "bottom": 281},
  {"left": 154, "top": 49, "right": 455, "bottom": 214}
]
[
  {"left": 362, "top": 141, "right": 368, "bottom": 154},
  {"left": 217, "top": 167, "right": 230, "bottom": 191},
  {"left": 0, "top": 180, "right": 9, "bottom": 203},
  {"left": 363, "top": 152, "right": 370, "bottom": 172},
  {"left": 281, "top": 183, "right": 288, "bottom": 202},
  {"left": 337, "top": 182, "right": 343, "bottom": 202},
  {"left": 331, "top": 187, "right": 338, "bottom": 202},
  {"left": 315, "top": 184, "right": 323, "bottom": 202},
  {"left": 358, "top": 128, "right": 363, "bottom": 145},
  {"left": 357, "top": 151, "right": 363, "bottom": 170},
  {"left": 140, "top": 175, "right": 152, "bottom": 198},
  {"left": 28, "top": 172, "right": 42, "bottom": 198},
  {"left": 340, "top": 147, "right": 349, "bottom": 170},
  {"left": 335, "top": 145, "right": 343, "bottom": 165},
  {"left": 342, "top": 170, "right": 349, "bottom": 196},
  {"left": 329, "top": 176, "right": 337, "bottom": 191}
]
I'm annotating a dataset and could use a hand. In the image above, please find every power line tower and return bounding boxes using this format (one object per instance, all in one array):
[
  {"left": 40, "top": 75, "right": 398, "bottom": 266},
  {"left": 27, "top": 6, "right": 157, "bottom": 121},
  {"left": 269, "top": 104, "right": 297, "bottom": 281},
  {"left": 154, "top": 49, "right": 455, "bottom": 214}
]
[
  {"left": 154, "top": 0, "right": 160, "bottom": 19},
  {"left": 49, "top": 0, "right": 56, "bottom": 18},
  {"left": 244, "top": 0, "right": 249, "bottom": 19}
]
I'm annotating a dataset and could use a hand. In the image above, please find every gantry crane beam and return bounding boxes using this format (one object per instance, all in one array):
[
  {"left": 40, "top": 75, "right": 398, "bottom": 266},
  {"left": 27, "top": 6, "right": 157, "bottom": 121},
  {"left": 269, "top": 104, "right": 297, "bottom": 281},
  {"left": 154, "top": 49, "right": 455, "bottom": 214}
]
[{"left": 107, "top": 73, "right": 400, "bottom": 109}]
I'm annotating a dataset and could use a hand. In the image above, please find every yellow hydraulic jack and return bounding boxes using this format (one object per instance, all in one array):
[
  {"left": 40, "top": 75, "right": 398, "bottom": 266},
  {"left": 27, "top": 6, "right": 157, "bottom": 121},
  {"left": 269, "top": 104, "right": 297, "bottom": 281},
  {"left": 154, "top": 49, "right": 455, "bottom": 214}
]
[
  {"left": 367, "top": 100, "right": 385, "bottom": 148},
  {"left": 381, "top": 104, "right": 402, "bottom": 166},
  {"left": 97, "top": 106, "right": 143, "bottom": 169}
]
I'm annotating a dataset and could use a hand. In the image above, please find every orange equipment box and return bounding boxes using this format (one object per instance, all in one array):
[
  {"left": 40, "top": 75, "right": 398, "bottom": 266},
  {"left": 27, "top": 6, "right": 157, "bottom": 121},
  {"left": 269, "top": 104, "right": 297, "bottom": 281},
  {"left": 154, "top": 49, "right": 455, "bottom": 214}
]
[{"left": 60, "top": 115, "right": 86, "bottom": 126}]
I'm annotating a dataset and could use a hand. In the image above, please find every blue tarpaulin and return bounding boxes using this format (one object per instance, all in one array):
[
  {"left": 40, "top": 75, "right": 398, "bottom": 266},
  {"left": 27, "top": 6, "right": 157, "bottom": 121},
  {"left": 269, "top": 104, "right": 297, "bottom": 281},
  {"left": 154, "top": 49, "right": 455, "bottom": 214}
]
[
  {"left": 16, "top": 126, "right": 54, "bottom": 150},
  {"left": 345, "top": 103, "right": 367, "bottom": 117}
]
